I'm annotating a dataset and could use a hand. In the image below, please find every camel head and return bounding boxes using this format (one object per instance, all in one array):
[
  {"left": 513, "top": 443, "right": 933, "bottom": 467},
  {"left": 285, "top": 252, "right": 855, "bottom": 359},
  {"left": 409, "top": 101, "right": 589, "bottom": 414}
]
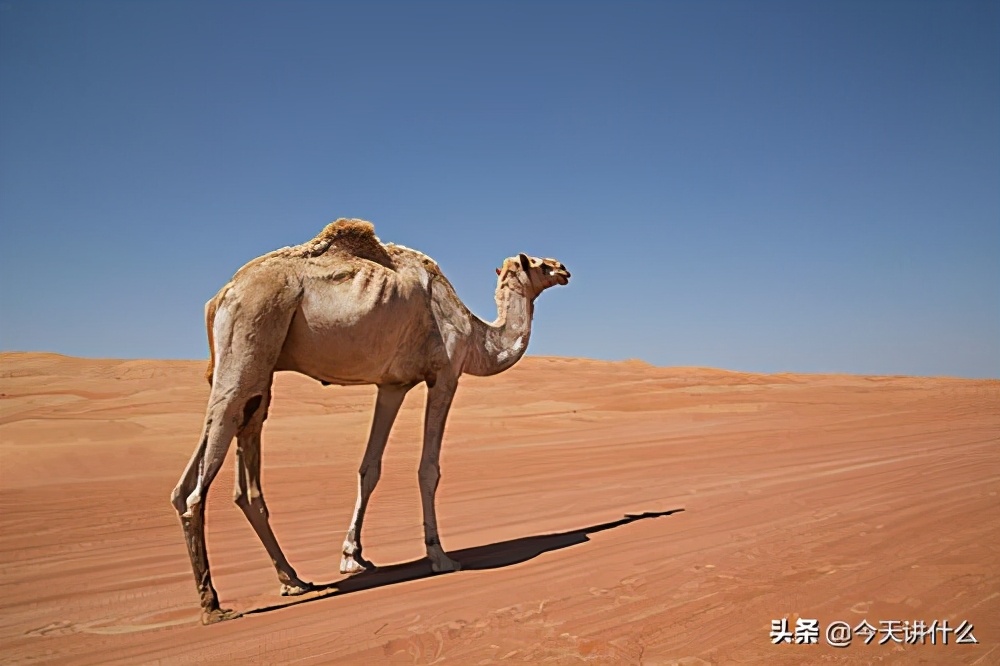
[{"left": 496, "top": 253, "right": 571, "bottom": 298}]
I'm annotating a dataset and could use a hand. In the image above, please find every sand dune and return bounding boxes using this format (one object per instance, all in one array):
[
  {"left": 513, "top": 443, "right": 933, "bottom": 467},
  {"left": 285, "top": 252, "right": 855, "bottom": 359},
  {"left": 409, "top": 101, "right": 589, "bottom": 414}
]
[{"left": 1, "top": 352, "right": 997, "bottom": 664}]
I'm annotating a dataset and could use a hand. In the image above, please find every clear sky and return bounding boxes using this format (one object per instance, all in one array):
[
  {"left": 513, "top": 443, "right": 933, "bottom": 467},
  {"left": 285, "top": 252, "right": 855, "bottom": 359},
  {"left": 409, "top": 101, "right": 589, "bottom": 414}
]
[{"left": 1, "top": 1, "right": 997, "bottom": 378}]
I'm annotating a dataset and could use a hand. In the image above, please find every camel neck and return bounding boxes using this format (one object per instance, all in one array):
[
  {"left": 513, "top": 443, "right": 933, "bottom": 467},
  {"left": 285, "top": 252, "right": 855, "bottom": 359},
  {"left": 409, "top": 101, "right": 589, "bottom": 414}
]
[{"left": 464, "top": 284, "right": 534, "bottom": 377}]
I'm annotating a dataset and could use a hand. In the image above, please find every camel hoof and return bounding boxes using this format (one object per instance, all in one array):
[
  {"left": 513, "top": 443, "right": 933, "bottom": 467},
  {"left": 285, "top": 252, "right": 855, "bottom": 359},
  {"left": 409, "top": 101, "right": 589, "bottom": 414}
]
[
  {"left": 340, "top": 556, "right": 375, "bottom": 575},
  {"left": 430, "top": 557, "right": 461, "bottom": 573},
  {"left": 202, "top": 607, "right": 241, "bottom": 625},
  {"left": 280, "top": 581, "right": 316, "bottom": 596}
]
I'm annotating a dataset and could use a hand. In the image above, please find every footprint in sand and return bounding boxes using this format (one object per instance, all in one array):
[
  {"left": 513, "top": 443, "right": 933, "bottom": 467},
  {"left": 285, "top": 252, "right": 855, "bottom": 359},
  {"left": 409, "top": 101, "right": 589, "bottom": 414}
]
[
  {"left": 78, "top": 608, "right": 201, "bottom": 635},
  {"left": 25, "top": 620, "right": 77, "bottom": 637}
]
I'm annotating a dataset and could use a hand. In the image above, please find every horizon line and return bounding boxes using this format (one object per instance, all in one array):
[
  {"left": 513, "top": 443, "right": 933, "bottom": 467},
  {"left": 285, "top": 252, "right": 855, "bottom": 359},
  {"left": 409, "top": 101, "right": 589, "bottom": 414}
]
[{"left": 1, "top": 349, "right": 996, "bottom": 382}]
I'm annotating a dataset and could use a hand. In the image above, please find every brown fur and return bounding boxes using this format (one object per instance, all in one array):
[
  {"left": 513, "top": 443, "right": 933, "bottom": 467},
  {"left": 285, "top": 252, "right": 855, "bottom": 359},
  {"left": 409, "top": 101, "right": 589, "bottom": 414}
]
[
  {"left": 175, "top": 216, "right": 570, "bottom": 622},
  {"left": 309, "top": 219, "right": 395, "bottom": 268},
  {"left": 386, "top": 243, "right": 442, "bottom": 277},
  {"left": 205, "top": 219, "right": 393, "bottom": 385},
  {"left": 228, "top": 219, "right": 393, "bottom": 285}
]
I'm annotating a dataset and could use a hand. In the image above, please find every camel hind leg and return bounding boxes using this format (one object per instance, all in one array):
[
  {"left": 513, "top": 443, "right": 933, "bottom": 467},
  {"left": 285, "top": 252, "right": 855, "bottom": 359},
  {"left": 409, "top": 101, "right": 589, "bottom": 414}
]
[
  {"left": 171, "top": 276, "right": 301, "bottom": 623},
  {"left": 170, "top": 392, "right": 245, "bottom": 624},
  {"left": 233, "top": 387, "right": 315, "bottom": 596}
]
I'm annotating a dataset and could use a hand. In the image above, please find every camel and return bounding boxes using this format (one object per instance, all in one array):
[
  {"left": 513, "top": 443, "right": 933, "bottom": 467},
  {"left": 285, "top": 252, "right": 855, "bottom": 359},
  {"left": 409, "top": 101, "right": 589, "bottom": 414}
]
[{"left": 170, "top": 218, "right": 570, "bottom": 624}]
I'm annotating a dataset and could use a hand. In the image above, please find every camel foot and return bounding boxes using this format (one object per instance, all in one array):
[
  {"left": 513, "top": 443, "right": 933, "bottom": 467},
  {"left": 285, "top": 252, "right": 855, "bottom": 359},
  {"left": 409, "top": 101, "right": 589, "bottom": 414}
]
[
  {"left": 430, "top": 555, "right": 461, "bottom": 573},
  {"left": 340, "top": 554, "right": 375, "bottom": 575},
  {"left": 201, "top": 607, "right": 241, "bottom": 625},
  {"left": 280, "top": 581, "right": 316, "bottom": 596}
]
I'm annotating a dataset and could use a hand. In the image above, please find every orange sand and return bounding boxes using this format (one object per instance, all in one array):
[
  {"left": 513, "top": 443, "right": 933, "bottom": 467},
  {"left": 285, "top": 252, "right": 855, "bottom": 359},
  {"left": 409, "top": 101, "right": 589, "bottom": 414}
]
[{"left": 1, "top": 352, "right": 997, "bottom": 664}]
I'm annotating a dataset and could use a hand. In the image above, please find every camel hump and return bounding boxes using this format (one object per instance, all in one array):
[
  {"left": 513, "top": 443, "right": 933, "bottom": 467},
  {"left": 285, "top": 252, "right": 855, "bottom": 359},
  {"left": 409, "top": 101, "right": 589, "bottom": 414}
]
[
  {"left": 307, "top": 218, "right": 394, "bottom": 268},
  {"left": 230, "top": 219, "right": 395, "bottom": 284}
]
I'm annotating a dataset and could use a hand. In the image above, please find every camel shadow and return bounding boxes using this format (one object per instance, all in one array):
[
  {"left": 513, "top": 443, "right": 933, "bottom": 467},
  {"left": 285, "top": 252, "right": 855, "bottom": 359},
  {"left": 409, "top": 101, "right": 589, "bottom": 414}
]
[{"left": 244, "top": 509, "right": 684, "bottom": 618}]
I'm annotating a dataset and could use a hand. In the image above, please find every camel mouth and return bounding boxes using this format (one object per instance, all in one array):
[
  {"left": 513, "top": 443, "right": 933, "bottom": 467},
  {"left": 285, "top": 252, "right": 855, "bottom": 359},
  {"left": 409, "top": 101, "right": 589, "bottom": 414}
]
[{"left": 556, "top": 274, "right": 570, "bottom": 285}]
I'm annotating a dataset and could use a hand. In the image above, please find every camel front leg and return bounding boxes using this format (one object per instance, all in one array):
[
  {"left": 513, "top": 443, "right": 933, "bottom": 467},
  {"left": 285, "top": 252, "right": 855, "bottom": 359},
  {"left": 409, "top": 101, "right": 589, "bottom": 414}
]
[
  {"left": 419, "top": 378, "right": 461, "bottom": 573},
  {"left": 341, "top": 384, "right": 409, "bottom": 574}
]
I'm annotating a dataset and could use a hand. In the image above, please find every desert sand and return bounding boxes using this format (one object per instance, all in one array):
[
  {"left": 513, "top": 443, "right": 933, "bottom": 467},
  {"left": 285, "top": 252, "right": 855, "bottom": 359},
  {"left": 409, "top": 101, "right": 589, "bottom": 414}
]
[{"left": 1, "top": 351, "right": 997, "bottom": 664}]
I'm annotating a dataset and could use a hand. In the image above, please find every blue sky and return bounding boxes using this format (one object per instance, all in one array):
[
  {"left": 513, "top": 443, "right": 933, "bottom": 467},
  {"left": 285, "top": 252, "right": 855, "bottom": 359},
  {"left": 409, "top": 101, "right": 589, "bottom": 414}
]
[{"left": 1, "top": 1, "right": 997, "bottom": 377}]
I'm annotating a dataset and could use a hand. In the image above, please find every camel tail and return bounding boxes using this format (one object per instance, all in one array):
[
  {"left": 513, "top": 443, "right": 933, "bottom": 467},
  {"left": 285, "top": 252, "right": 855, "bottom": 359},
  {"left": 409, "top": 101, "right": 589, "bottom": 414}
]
[{"left": 204, "top": 296, "right": 218, "bottom": 386}]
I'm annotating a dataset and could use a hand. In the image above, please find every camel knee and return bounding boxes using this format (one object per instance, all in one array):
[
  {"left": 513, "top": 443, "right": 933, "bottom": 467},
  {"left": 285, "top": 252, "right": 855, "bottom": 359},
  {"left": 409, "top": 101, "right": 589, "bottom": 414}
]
[
  {"left": 170, "top": 484, "right": 188, "bottom": 515},
  {"left": 233, "top": 483, "right": 266, "bottom": 516},
  {"left": 172, "top": 461, "right": 205, "bottom": 516},
  {"left": 233, "top": 485, "right": 250, "bottom": 510},
  {"left": 169, "top": 487, "right": 206, "bottom": 520},
  {"left": 178, "top": 479, "right": 208, "bottom": 518}
]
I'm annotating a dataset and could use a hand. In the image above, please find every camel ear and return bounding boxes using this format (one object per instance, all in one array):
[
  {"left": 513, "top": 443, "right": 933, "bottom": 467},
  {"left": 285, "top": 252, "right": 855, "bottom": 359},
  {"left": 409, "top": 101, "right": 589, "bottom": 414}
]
[
  {"left": 495, "top": 267, "right": 502, "bottom": 276},
  {"left": 519, "top": 253, "right": 531, "bottom": 271}
]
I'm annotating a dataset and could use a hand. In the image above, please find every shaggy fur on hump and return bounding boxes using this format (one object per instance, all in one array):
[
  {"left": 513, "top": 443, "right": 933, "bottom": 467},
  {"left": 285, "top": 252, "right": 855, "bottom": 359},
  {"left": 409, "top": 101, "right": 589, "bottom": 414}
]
[
  {"left": 228, "top": 218, "right": 394, "bottom": 283},
  {"left": 308, "top": 218, "right": 395, "bottom": 268}
]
